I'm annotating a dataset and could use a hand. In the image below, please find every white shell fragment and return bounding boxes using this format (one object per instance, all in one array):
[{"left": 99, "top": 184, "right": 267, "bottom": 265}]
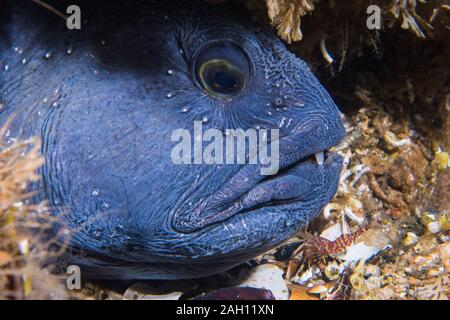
[
  {"left": 291, "top": 265, "right": 321, "bottom": 286},
  {"left": 320, "top": 222, "right": 345, "bottom": 241},
  {"left": 236, "top": 264, "right": 289, "bottom": 300},
  {"left": 18, "top": 239, "right": 30, "bottom": 255},
  {"left": 122, "top": 281, "right": 186, "bottom": 300},
  {"left": 341, "top": 243, "right": 382, "bottom": 264}
]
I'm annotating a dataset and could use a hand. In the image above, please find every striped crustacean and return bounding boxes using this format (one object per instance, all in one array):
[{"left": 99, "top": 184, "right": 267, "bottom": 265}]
[{"left": 298, "top": 228, "right": 367, "bottom": 259}]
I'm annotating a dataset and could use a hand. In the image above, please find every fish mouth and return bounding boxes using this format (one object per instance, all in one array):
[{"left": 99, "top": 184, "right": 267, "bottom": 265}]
[
  {"left": 172, "top": 123, "right": 345, "bottom": 233},
  {"left": 200, "top": 150, "right": 341, "bottom": 219}
]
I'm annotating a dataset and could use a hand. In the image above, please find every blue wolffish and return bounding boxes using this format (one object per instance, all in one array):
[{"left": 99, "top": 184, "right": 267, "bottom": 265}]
[{"left": 0, "top": 0, "right": 345, "bottom": 279}]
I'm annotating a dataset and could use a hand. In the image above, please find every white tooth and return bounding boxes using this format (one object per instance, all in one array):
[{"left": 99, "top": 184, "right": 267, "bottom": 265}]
[{"left": 315, "top": 151, "right": 324, "bottom": 165}]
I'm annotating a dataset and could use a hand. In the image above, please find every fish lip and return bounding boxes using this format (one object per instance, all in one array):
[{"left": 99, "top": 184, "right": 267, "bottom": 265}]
[
  {"left": 201, "top": 151, "right": 342, "bottom": 220},
  {"left": 172, "top": 129, "right": 345, "bottom": 233}
]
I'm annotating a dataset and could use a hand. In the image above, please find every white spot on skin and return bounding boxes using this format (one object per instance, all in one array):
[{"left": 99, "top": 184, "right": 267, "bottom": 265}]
[{"left": 101, "top": 203, "right": 110, "bottom": 209}]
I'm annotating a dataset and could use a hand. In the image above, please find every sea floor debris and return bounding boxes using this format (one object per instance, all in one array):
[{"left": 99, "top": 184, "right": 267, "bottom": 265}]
[
  {"left": 257, "top": 104, "right": 449, "bottom": 300},
  {"left": 0, "top": 125, "right": 70, "bottom": 299}
]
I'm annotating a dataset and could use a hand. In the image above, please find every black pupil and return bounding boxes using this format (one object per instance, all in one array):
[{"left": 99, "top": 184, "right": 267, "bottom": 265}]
[
  {"left": 213, "top": 71, "right": 237, "bottom": 91},
  {"left": 199, "top": 59, "right": 245, "bottom": 97}
]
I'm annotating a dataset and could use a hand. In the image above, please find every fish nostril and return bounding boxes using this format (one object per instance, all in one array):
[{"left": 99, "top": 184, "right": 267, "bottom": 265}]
[{"left": 272, "top": 97, "right": 283, "bottom": 108}]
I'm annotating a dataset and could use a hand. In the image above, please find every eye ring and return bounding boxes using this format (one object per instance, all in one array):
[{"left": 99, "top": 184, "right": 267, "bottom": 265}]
[
  {"left": 193, "top": 41, "right": 251, "bottom": 99},
  {"left": 197, "top": 59, "right": 246, "bottom": 98}
]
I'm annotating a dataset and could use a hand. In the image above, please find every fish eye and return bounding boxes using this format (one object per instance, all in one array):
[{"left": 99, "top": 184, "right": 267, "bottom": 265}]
[
  {"left": 194, "top": 42, "right": 250, "bottom": 98},
  {"left": 198, "top": 59, "right": 245, "bottom": 97}
]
